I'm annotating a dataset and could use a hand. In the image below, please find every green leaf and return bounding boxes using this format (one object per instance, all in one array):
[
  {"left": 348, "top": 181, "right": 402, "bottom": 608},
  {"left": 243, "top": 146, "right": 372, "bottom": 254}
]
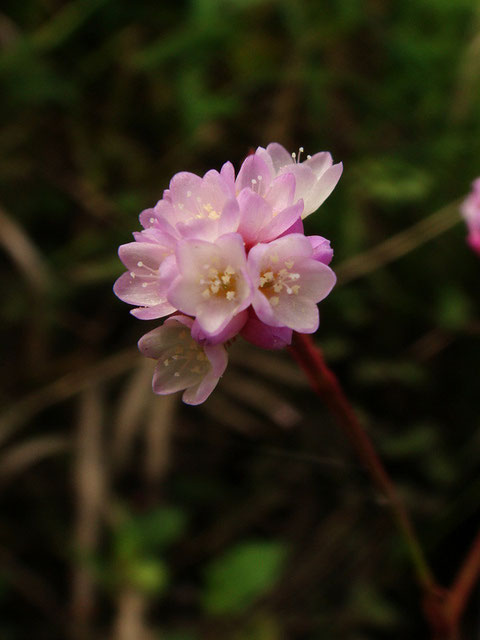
[
  {"left": 203, "top": 540, "right": 287, "bottom": 616},
  {"left": 115, "top": 506, "right": 187, "bottom": 561},
  {"left": 126, "top": 557, "right": 169, "bottom": 595}
]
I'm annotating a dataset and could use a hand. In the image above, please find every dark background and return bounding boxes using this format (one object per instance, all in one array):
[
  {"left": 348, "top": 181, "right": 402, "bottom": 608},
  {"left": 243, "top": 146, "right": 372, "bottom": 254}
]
[{"left": 1, "top": 1, "right": 480, "bottom": 638}]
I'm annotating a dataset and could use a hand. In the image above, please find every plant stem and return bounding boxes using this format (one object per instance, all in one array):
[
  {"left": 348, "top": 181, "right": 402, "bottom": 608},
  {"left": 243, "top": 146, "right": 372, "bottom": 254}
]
[
  {"left": 447, "top": 526, "right": 480, "bottom": 625},
  {"left": 288, "top": 332, "right": 436, "bottom": 591}
]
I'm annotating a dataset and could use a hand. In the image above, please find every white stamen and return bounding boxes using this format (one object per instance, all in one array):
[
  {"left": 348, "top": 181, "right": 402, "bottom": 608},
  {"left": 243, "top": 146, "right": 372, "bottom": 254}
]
[
  {"left": 137, "top": 261, "right": 144, "bottom": 267},
  {"left": 226, "top": 291, "right": 235, "bottom": 301},
  {"left": 186, "top": 191, "right": 192, "bottom": 197}
]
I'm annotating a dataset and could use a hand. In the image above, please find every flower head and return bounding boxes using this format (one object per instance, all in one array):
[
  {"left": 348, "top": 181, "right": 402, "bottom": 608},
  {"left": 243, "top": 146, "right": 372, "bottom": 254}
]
[
  {"left": 115, "top": 143, "right": 342, "bottom": 403},
  {"left": 461, "top": 178, "right": 480, "bottom": 255}
]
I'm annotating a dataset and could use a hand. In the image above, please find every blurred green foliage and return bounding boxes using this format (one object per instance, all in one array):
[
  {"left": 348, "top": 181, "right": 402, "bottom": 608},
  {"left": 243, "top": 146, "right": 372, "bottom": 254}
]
[
  {"left": 0, "top": 0, "right": 480, "bottom": 639},
  {"left": 203, "top": 540, "right": 287, "bottom": 615}
]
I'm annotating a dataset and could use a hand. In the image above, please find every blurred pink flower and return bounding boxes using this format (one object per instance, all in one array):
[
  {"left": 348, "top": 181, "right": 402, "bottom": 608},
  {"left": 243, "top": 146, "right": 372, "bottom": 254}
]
[{"left": 461, "top": 178, "right": 480, "bottom": 255}]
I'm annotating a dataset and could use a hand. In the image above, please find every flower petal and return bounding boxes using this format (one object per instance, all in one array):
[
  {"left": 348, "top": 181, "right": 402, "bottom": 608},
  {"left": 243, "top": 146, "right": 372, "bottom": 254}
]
[
  {"left": 265, "top": 143, "right": 293, "bottom": 172},
  {"left": 236, "top": 155, "right": 272, "bottom": 196},
  {"left": 303, "top": 162, "right": 343, "bottom": 216}
]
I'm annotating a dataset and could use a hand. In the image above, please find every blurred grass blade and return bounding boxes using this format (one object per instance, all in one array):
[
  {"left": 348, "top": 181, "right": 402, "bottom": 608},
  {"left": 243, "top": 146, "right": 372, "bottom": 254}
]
[
  {"left": 72, "top": 385, "right": 106, "bottom": 637},
  {"left": 0, "top": 436, "right": 69, "bottom": 486},
  {"left": 0, "top": 204, "right": 51, "bottom": 295},
  {"left": 112, "top": 358, "right": 154, "bottom": 473}
]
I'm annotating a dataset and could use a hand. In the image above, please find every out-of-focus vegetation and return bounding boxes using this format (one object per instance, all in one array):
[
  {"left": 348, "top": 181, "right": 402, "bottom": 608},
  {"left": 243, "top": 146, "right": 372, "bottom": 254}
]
[{"left": 0, "top": 1, "right": 480, "bottom": 638}]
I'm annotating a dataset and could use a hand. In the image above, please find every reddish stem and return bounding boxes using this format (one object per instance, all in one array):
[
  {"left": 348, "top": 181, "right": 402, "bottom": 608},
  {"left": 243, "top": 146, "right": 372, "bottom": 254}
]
[
  {"left": 288, "top": 331, "right": 480, "bottom": 637},
  {"left": 288, "top": 332, "right": 435, "bottom": 590},
  {"left": 447, "top": 527, "right": 480, "bottom": 625}
]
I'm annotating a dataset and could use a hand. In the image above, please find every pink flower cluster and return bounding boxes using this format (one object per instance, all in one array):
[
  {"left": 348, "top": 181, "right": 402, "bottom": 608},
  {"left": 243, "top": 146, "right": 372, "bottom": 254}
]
[
  {"left": 114, "top": 143, "right": 342, "bottom": 404},
  {"left": 461, "top": 178, "right": 480, "bottom": 256}
]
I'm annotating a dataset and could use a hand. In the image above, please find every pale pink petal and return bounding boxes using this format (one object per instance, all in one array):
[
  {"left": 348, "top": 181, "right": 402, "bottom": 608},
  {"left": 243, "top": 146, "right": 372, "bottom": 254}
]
[
  {"left": 302, "top": 162, "right": 343, "bottom": 216},
  {"left": 257, "top": 200, "right": 304, "bottom": 243},
  {"left": 182, "top": 374, "right": 218, "bottom": 405},
  {"left": 236, "top": 155, "right": 272, "bottom": 196},
  {"left": 218, "top": 199, "right": 240, "bottom": 236},
  {"left": 215, "top": 233, "right": 250, "bottom": 270},
  {"left": 254, "top": 147, "right": 275, "bottom": 176},
  {"left": 114, "top": 272, "right": 163, "bottom": 307},
  {"left": 131, "top": 303, "right": 176, "bottom": 319},
  {"left": 204, "top": 344, "right": 229, "bottom": 377},
  {"left": 278, "top": 164, "right": 317, "bottom": 210},
  {"left": 251, "top": 289, "right": 277, "bottom": 326},
  {"left": 169, "top": 171, "right": 203, "bottom": 204},
  {"left": 195, "top": 298, "right": 242, "bottom": 336},
  {"left": 153, "top": 357, "right": 206, "bottom": 395},
  {"left": 138, "top": 321, "right": 187, "bottom": 358},
  {"left": 237, "top": 189, "right": 273, "bottom": 244},
  {"left": 271, "top": 295, "right": 319, "bottom": 333},
  {"left": 174, "top": 238, "right": 218, "bottom": 277},
  {"left": 118, "top": 241, "right": 170, "bottom": 272},
  {"left": 220, "top": 161, "right": 236, "bottom": 195},
  {"left": 264, "top": 173, "right": 296, "bottom": 212},
  {"left": 304, "top": 152, "right": 333, "bottom": 177},
  {"left": 265, "top": 143, "right": 293, "bottom": 172},
  {"left": 167, "top": 277, "right": 205, "bottom": 316},
  {"left": 291, "top": 260, "right": 336, "bottom": 301},
  {"left": 192, "top": 309, "right": 248, "bottom": 345}
]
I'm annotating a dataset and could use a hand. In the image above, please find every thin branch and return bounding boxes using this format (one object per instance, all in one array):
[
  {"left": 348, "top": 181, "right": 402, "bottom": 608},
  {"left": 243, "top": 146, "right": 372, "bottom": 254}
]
[
  {"left": 288, "top": 332, "right": 436, "bottom": 592},
  {"left": 447, "top": 527, "right": 480, "bottom": 624},
  {"left": 336, "top": 199, "right": 462, "bottom": 286}
]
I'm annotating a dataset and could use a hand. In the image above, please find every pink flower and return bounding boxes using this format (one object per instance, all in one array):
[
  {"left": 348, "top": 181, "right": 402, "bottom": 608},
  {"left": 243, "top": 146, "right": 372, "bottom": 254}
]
[
  {"left": 247, "top": 234, "right": 336, "bottom": 333},
  {"left": 167, "top": 233, "right": 253, "bottom": 337},
  {"left": 138, "top": 315, "right": 228, "bottom": 405},
  {"left": 461, "top": 178, "right": 480, "bottom": 255},
  {"left": 255, "top": 143, "right": 343, "bottom": 217},
  {"left": 139, "top": 167, "right": 240, "bottom": 242}
]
